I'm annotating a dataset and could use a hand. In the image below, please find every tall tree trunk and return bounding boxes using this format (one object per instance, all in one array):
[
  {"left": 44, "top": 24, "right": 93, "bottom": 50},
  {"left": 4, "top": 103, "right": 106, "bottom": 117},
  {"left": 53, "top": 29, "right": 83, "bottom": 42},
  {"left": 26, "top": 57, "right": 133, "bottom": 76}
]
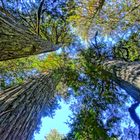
[
  {"left": 102, "top": 60, "right": 140, "bottom": 102},
  {"left": 0, "top": 73, "right": 60, "bottom": 140},
  {"left": 0, "top": 11, "right": 60, "bottom": 61}
]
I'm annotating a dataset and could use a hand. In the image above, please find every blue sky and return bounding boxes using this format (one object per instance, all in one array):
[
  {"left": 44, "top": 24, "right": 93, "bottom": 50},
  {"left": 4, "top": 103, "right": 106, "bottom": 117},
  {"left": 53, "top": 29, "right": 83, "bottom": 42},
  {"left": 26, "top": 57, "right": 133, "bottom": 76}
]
[
  {"left": 33, "top": 100, "right": 72, "bottom": 140},
  {"left": 136, "top": 106, "right": 140, "bottom": 118}
]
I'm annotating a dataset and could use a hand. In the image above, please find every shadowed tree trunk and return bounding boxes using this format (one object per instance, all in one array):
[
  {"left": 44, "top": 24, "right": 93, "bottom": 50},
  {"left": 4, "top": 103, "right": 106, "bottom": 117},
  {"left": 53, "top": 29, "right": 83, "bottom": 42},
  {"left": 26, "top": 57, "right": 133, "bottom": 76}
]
[
  {"left": 102, "top": 60, "right": 140, "bottom": 102},
  {"left": 129, "top": 102, "right": 140, "bottom": 139},
  {"left": 0, "top": 11, "right": 60, "bottom": 61},
  {"left": 0, "top": 73, "right": 60, "bottom": 140}
]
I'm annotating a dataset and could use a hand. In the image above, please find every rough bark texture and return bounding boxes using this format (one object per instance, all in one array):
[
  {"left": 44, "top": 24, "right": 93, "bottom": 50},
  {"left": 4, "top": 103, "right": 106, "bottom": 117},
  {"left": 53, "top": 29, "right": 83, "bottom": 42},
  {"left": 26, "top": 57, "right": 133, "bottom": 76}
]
[
  {"left": 0, "top": 12, "right": 60, "bottom": 61},
  {"left": 0, "top": 74, "right": 59, "bottom": 140},
  {"left": 103, "top": 60, "right": 140, "bottom": 102}
]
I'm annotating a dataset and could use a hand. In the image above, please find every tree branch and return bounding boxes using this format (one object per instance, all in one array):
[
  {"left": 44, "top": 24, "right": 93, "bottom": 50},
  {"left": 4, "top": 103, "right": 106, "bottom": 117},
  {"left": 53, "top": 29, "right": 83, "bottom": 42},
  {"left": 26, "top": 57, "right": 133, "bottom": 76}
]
[{"left": 36, "top": 0, "right": 45, "bottom": 35}]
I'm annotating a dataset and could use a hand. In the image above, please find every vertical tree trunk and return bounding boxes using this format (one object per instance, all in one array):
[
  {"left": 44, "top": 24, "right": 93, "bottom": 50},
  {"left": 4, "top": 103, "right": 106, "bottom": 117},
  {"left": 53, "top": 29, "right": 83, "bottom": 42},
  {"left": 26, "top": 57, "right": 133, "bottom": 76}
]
[
  {"left": 0, "top": 12, "right": 60, "bottom": 61},
  {"left": 0, "top": 73, "right": 60, "bottom": 140},
  {"left": 102, "top": 60, "right": 140, "bottom": 101}
]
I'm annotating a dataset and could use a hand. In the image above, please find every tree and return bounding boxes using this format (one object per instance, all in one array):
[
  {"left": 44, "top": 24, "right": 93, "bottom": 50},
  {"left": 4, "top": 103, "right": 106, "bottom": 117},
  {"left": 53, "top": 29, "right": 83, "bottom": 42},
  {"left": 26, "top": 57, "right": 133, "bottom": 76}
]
[
  {"left": 113, "top": 33, "right": 140, "bottom": 62},
  {"left": 0, "top": 0, "right": 140, "bottom": 139},
  {"left": 87, "top": 57, "right": 140, "bottom": 102},
  {"left": 0, "top": 6, "right": 59, "bottom": 61},
  {"left": 0, "top": 52, "right": 76, "bottom": 139},
  {"left": 0, "top": 0, "right": 74, "bottom": 61},
  {"left": 63, "top": 59, "right": 139, "bottom": 139},
  {"left": 68, "top": 0, "right": 105, "bottom": 39},
  {"left": 0, "top": 33, "right": 139, "bottom": 139},
  {"left": 45, "top": 129, "right": 64, "bottom": 140},
  {"left": 101, "top": 60, "right": 140, "bottom": 101},
  {"left": 79, "top": 38, "right": 140, "bottom": 102},
  {"left": 65, "top": 109, "right": 116, "bottom": 140},
  {"left": 64, "top": 75, "right": 123, "bottom": 139},
  {"left": 0, "top": 52, "right": 64, "bottom": 90},
  {"left": 0, "top": 72, "right": 61, "bottom": 140},
  {"left": 68, "top": 0, "right": 139, "bottom": 39}
]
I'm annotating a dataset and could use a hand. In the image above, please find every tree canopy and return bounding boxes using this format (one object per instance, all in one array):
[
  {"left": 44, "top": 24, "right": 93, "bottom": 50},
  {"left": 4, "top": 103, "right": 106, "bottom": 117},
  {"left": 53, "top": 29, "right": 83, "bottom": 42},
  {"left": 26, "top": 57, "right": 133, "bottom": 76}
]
[
  {"left": 0, "top": 0, "right": 140, "bottom": 140},
  {"left": 45, "top": 129, "right": 64, "bottom": 140}
]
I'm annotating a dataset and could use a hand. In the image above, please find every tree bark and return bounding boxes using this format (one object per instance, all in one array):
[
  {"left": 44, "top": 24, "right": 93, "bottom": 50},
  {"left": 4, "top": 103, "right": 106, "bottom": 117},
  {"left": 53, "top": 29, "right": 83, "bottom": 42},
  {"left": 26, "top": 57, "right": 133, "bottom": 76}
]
[
  {"left": 102, "top": 60, "right": 140, "bottom": 102},
  {"left": 0, "top": 73, "right": 60, "bottom": 140},
  {"left": 0, "top": 11, "right": 60, "bottom": 61}
]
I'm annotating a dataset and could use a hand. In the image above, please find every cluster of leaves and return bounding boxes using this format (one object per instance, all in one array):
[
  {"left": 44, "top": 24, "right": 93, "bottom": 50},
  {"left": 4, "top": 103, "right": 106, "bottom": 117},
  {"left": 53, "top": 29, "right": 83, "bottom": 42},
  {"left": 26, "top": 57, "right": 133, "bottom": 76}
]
[
  {"left": 63, "top": 79, "right": 133, "bottom": 139},
  {"left": 77, "top": 47, "right": 113, "bottom": 97},
  {"left": 92, "top": 0, "right": 140, "bottom": 35},
  {"left": 38, "top": 0, "right": 76, "bottom": 46},
  {"left": 0, "top": 53, "right": 64, "bottom": 90},
  {"left": 68, "top": 0, "right": 105, "bottom": 39},
  {"left": 67, "top": 0, "right": 139, "bottom": 39},
  {"left": 66, "top": 110, "right": 112, "bottom": 140},
  {"left": 63, "top": 71, "right": 138, "bottom": 140},
  {"left": 113, "top": 32, "right": 140, "bottom": 61},
  {"left": 45, "top": 129, "right": 64, "bottom": 140},
  {"left": 0, "top": 56, "right": 38, "bottom": 89}
]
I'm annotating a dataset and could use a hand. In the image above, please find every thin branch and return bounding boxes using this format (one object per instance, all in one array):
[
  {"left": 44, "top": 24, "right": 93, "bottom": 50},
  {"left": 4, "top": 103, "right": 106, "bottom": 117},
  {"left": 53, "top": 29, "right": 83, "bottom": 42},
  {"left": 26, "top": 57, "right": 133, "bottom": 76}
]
[
  {"left": 36, "top": 0, "right": 45, "bottom": 35},
  {"left": 22, "top": 2, "right": 36, "bottom": 31},
  {"left": 0, "top": 0, "right": 5, "bottom": 9}
]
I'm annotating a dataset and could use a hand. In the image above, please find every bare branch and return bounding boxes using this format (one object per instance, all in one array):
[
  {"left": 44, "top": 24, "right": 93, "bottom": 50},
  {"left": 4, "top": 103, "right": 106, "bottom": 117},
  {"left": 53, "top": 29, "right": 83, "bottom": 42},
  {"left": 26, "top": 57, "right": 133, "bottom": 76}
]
[{"left": 36, "top": 0, "right": 45, "bottom": 35}]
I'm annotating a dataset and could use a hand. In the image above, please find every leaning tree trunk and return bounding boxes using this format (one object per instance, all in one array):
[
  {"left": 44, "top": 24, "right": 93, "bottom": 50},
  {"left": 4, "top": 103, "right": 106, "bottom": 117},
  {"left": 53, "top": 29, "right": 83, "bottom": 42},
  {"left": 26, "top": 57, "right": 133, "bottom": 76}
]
[
  {"left": 102, "top": 60, "right": 140, "bottom": 102},
  {"left": 0, "top": 11, "right": 60, "bottom": 61},
  {"left": 0, "top": 73, "right": 60, "bottom": 140},
  {"left": 129, "top": 102, "right": 140, "bottom": 139}
]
